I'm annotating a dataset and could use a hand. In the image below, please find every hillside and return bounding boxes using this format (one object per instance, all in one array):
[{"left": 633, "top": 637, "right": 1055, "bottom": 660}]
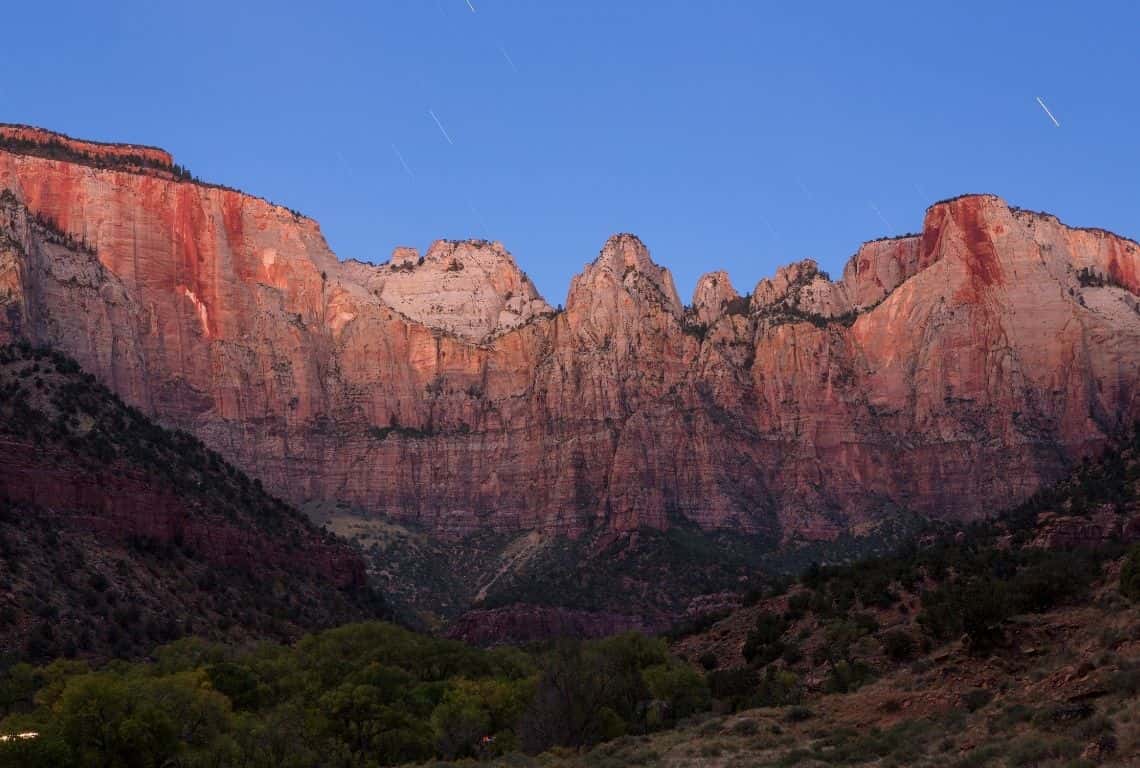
[
  {"left": 1, "top": 426, "right": 1138, "bottom": 766},
  {"left": 0, "top": 342, "right": 385, "bottom": 661}
]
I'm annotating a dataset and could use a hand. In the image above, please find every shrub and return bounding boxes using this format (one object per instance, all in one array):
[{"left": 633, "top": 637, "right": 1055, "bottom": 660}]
[
  {"left": 1121, "top": 545, "right": 1140, "bottom": 601},
  {"left": 780, "top": 642, "right": 803, "bottom": 665},
  {"left": 919, "top": 578, "right": 1009, "bottom": 654},
  {"left": 643, "top": 662, "right": 710, "bottom": 723},
  {"left": 1005, "top": 735, "right": 1080, "bottom": 766},
  {"left": 784, "top": 705, "right": 813, "bottom": 723},
  {"left": 785, "top": 590, "right": 812, "bottom": 618},
  {"left": 1107, "top": 665, "right": 1140, "bottom": 696},
  {"left": 1009, "top": 552, "right": 1098, "bottom": 613},
  {"left": 881, "top": 629, "right": 916, "bottom": 661},
  {"left": 706, "top": 667, "right": 758, "bottom": 709},
  {"left": 961, "top": 688, "right": 993, "bottom": 713},
  {"left": 959, "top": 580, "right": 1010, "bottom": 653},
  {"left": 824, "top": 659, "right": 875, "bottom": 694},
  {"left": 753, "top": 667, "right": 801, "bottom": 707},
  {"left": 518, "top": 634, "right": 665, "bottom": 752},
  {"left": 742, "top": 611, "right": 788, "bottom": 666}
]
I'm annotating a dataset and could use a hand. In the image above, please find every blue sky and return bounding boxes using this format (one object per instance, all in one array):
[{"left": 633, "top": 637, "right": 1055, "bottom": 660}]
[{"left": 2, "top": 1, "right": 1138, "bottom": 303}]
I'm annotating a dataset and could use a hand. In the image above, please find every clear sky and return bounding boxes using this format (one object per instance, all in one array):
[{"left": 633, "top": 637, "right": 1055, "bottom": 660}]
[{"left": 2, "top": 1, "right": 1138, "bottom": 304}]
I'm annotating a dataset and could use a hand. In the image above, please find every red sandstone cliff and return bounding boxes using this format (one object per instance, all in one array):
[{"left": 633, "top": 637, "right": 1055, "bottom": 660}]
[{"left": 2, "top": 125, "right": 1140, "bottom": 543}]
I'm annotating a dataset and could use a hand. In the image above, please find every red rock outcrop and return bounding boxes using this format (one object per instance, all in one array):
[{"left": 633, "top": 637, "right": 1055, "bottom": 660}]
[
  {"left": 1030, "top": 506, "right": 1140, "bottom": 550},
  {"left": 2, "top": 128, "right": 1140, "bottom": 543}
]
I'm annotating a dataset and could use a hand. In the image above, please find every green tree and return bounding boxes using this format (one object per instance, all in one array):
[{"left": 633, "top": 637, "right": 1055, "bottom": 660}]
[
  {"left": 0, "top": 663, "right": 41, "bottom": 716},
  {"left": 318, "top": 682, "right": 432, "bottom": 763},
  {"left": 430, "top": 677, "right": 531, "bottom": 759},
  {"left": 51, "top": 670, "right": 232, "bottom": 768},
  {"left": 518, "top": 636, "right": 653, "bottom": 753},
  {"left": 206, "top": 662, "right": 261, "bottom": 710},
  {"left": 642, "top": 662, "right": 709, "bottom": 725},
  {"left": 231, "top": 704, "right": 322, "bottom": 768},
  {"left": 959, "top": 579, "right": 1009, "bottom": 654}
]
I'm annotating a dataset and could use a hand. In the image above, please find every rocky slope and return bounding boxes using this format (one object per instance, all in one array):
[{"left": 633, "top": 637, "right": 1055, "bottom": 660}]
[
  {"left": 640, "top": 430, "right": 1140, "bottom": 766},
  {"left": 0, "top": 342, "right": 383, "bottom": 661},
  {"left": 488, "top": 578, "right": 1140, "bottom": 766}
]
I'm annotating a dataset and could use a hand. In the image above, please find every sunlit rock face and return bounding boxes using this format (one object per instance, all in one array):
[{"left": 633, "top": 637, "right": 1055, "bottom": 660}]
[
  {"left": 344, "top": 240, "right": 553, "bottom": 342},
  {"left": 3, "top": 126, "right": 1140, "bottom": 541}
]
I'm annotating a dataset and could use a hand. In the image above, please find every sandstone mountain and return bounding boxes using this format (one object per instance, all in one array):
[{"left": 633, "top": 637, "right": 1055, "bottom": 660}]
[{"left": 3, "top": 124, "right": 1140, "bottom": 627}]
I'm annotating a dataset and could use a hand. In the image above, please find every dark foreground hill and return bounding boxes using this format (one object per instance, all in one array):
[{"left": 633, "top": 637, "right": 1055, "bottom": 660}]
[
  {"left": 2, "top": 416, "right": 1138, "bottom": 766},
  {"left": 0, "top": 342, "right": 385, "bottom": 662}
]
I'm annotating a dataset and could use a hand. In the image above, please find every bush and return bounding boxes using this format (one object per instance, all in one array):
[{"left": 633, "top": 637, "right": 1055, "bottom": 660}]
[
  {"left": 431, "top": 677, "right": 529, "bottom": 759},
  {"left": 1121, "top": 545, "right": 1140, "bottom": 601},
  {"left": 919, "top": 578, "right": 1009, "bottom": 654},
  {"left": 643, "top": 662, "right": 710, "bottom": 724},
  {"left": 1009, "top": 552, "right": 1097, "bottom": 613},
  {"left": 959, "top": 580, "right": 1010, "bottom": 653},
  {"left": 780, "top": 642, "right": 803, "bottom": 665},
  {"left": 753, "top": 667, "right": 801, "bottom": 707},
  {"left": 518, "top": 634, "right": 666, "bottom": 752},
  {"left": 1005, "top": 735, "right": 1080, "bottom": 766},
  {"left": 785, "top": 591, "right": 812, "bottom": 618},
  {"left": 824, "top": 659, "right": 875, "bottom": 694},
  {"left": 961, "top": 688, "right": 993, "bottom": 713},
  {"left": 707, "top": 667, "right": 758, "bottom": 709},
  {"left": 742, "top": 611, "right": 788, "bottom": 666},
  {"left": 881, "top": 629, "right": 916, "bottom": 661},
  {"left": 785, "top": 705, "right": 813, "bottom": 723},
  {"left": 1107, "top": 665, "right": 1140, "bottom": 696}
]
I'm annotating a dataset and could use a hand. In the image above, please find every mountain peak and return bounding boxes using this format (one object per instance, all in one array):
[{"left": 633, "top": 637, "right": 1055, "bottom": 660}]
[
  {"left": 596, "top": 233, "right": 653, "bottom": 272},
  {"left": 567, "top": 233, "right": 683, "bottom": 316},
  {"left": 690, "top": 270, "right": 741, "bottom": 326},
  {"left": 375, "top": 238, "right": 551, "bottom": 340}
]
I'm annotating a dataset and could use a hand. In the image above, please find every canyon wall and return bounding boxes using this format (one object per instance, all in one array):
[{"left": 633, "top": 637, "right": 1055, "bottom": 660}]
[{"left": 3, "top": 124, "right": 1140, "bottom": 542}]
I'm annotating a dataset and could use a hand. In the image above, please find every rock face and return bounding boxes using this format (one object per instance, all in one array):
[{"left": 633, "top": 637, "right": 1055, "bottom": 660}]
[
  {"left": 3, "top": 125, "right": 1140, "bottom": 543},
  {"left": 690, "top": 270, "right": 740, "bottom": 327},
  {"left": 1031, "top": 507, "right": 1140, "bottom": 550},
  {"left": 343, "top": 240, "right": 553, "bottom": 341}
]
